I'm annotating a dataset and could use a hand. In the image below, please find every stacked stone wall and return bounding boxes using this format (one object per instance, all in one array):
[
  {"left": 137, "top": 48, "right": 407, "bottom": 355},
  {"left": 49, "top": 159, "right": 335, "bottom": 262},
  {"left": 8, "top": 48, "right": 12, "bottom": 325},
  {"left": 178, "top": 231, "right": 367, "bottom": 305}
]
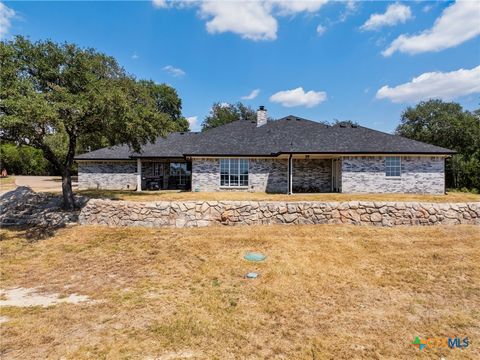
[{"left": 79, "top": 199, "right": 479, "bottom": 228}]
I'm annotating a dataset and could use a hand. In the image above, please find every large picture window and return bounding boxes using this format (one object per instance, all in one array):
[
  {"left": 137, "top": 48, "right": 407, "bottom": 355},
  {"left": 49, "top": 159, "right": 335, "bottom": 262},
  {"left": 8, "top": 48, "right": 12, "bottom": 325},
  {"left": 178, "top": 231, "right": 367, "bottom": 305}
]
[
  {"left": 220, "top": 158, "right": 249, "bottom": 187},
  {"left": 385, "top": 156, "right": 401, "bottom": 177}
]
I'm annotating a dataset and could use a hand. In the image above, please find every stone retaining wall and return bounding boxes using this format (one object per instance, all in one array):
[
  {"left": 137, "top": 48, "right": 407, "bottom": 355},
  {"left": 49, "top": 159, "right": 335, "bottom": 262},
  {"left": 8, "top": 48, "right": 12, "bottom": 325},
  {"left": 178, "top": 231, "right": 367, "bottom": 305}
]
[{"left": 79, "top": 199, "right": 480, "bottom": 228}]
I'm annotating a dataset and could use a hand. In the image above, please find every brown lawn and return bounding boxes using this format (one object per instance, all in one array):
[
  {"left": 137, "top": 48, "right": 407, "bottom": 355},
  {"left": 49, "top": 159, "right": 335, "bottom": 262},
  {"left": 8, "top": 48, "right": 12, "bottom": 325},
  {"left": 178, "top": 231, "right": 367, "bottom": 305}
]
[
  {"left": 0, "top": 176, "right": 16, "bottom": 192},
  {"left": 78, "top": 189, "right": 480, "bottom": 203},
  {"left": 0, "top": 225, "right": 479, "bottom": 359}
]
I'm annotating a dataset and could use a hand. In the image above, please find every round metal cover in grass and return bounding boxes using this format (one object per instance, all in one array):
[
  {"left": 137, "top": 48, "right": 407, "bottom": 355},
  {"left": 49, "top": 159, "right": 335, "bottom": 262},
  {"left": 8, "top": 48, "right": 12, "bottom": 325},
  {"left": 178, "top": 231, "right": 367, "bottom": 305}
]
[
  {"left": 244, "top": 252, "right": 266, "bottom": 262},
  {"left": 246, "top": 272, "right": 259, "bottom": 279}
]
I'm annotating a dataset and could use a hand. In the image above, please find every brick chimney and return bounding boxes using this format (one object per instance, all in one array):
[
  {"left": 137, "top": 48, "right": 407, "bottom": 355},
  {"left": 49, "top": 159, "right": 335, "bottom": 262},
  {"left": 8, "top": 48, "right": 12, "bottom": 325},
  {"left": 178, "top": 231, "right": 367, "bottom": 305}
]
[{"left": 256, "top": 105, "right": 267, "bottom": 127}]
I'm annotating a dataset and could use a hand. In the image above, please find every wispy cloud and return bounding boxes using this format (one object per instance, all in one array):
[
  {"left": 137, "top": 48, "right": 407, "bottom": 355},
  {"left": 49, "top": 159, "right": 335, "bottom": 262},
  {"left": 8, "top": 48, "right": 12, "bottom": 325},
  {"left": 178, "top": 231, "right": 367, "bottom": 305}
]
[
  {"left": 376, "top": 65, "right": 480, "bottom": 103},
  {"left": 162, "top": 65, "right": 186, "bottom": 77},
  {"left": 0, "top": 2, "right": 16, "bottom": 40},
  {"left": 131, "top": 52, "right": 139, "bottom": 60},
  {"left": 241, "top": 89, "right": 260, "bottom": 100},
  {"left": 316, "top": 24, "right": 327, "bottom": 36},
  {"left": 383, "top": 1, "right": 480, "bottom": 56},
  {"left": 152, "top": 0, "right": 168, "bottom": 9},
  {"left": 361, "top": 3, "right": 412, "bottom": 31},
  {"left": 270, "top": 87, "right": 327, "bottom": 108}
]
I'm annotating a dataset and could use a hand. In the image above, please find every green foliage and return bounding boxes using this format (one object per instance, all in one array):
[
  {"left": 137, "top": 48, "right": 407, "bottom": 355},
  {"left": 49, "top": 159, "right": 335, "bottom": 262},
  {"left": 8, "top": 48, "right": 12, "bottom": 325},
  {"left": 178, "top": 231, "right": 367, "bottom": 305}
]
[
  {"left": 0, "top": 36, "right": 184, "bottom": 208},
  {"left": 201, "top": 102, "right": 256, "bottom": 131},
  {"left": 0, "top": 142, "right": 53, "bottom": 175},
  {"left": 396, "top": 100, "right": 480, "bottom": 190}
]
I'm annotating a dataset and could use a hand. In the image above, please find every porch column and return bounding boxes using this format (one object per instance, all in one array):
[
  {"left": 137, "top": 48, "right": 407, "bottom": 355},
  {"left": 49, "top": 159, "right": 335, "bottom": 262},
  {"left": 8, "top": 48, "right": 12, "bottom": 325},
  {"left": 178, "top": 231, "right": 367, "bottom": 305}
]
[
  {"left": 136, "top": 158, "right": 142, "bottom": 192},
  {"left": 287, "top": 154, "right": 293, "bottom": 195}
]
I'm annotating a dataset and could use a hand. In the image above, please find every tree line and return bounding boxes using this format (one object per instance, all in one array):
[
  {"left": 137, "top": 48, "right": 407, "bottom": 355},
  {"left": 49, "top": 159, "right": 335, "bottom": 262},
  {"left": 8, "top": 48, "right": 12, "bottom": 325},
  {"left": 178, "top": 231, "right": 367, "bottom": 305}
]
[{"left": 1, "top": 37, "right": 479, "bottom": 210}]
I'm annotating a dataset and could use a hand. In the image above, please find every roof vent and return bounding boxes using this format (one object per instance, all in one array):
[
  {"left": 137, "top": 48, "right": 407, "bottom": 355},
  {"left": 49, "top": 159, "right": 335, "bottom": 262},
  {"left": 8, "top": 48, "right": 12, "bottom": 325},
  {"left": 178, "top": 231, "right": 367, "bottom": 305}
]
[
  {"left": 351, "top": 124, "right": 358, "bottom": 128},
  {"left": 296, "top": 118, "right": 301, "bottom": 121},
  {"left": 339, "top": 123, "right": 347, "bottom": 128}
]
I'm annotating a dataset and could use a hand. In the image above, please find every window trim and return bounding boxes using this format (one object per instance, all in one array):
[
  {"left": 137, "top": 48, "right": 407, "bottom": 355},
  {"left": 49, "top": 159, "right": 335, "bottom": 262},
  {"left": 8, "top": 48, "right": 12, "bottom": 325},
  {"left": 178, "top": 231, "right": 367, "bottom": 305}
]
[
  {"left": 219, "top": 158, "right": 249, "bottom": 188},
  {"left": 385, "top": 156, "right": 401, "bottom": 178}
]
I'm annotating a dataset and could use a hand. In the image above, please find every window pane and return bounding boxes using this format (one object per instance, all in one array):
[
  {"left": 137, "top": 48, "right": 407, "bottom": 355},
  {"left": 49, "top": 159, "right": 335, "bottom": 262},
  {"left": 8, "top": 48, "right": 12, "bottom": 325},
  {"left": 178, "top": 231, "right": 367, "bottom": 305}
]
[{"left": 385, "top": 156, "right": 401, "bottom": 177}]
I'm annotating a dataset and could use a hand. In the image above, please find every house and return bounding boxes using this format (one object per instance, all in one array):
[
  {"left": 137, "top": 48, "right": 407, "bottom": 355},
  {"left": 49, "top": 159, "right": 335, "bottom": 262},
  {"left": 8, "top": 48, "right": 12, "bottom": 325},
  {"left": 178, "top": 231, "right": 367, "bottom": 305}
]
[{"left": 75, "top": 106, "right": 455, "bottom": 194}]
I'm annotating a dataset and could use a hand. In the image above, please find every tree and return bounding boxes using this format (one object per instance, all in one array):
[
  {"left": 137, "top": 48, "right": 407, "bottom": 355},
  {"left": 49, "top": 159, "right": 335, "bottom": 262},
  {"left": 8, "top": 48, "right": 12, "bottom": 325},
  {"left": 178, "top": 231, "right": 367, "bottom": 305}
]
[
  {"left": 395, "top": 99, "right": 480, "bottom": 190},
  {"left": 201, "top": 102, "right": 256, "bottom": 131},
  {"left": 0, "top": 142, "right": 53, "bottom": 175},
  {"left": 76, "top": 81, "right": 188, "bottom": 154},
  {"left": 0, "top": 36, "right": 176, "bottom": 209}
]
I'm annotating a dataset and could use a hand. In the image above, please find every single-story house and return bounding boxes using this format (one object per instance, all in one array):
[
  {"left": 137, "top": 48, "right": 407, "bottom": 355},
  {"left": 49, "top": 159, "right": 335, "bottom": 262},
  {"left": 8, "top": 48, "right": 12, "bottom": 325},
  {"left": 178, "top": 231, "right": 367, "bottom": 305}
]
[{"left": 75, "top": 106, "right": 455, "bottom": 194}]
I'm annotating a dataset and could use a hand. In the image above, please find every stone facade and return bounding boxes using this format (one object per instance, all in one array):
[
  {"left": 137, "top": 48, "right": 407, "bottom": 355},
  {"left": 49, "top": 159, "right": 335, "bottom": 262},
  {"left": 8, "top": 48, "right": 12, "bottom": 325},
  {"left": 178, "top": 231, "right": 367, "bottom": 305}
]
[
  {"left": 341, "top": 156, "right": 445, "bottom": 194},
  {"left": 79, "top": 199, "right": 480, "bottom": 228},
  {"left": 78, "top": 161, "right": 137, "bottom": 190},
  {"left": 293, "top": 159, "right": 331, "bottom": 192},
  {"left": 191, "top": 158, "right": 288, "bottom": 193}
]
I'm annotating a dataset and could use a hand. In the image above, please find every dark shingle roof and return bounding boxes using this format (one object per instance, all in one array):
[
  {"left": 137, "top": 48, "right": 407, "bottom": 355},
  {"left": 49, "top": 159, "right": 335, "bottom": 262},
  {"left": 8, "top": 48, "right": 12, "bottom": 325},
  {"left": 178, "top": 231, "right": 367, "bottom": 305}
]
[{"left": 75, "top": 116, "right": 455, "bottom": 160}]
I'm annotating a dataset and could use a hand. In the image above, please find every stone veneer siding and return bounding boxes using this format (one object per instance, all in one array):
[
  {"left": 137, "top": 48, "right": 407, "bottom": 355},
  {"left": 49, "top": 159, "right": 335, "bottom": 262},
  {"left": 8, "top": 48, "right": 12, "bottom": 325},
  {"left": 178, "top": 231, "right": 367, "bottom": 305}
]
[
  {"left": 293, "top": 159, "right": 331, "bottom": 192},
  {"left": 79, "top": 199, "right": 480, "bottom": 228},
  {"left": 341, "top": 156, "right": 445, "bottom": 194},
  {"left": 78, "top": 161, "right": 137, "bottom": 190},
  {"left": 191, "top": 158, "right": 288, "bottom": 193}
]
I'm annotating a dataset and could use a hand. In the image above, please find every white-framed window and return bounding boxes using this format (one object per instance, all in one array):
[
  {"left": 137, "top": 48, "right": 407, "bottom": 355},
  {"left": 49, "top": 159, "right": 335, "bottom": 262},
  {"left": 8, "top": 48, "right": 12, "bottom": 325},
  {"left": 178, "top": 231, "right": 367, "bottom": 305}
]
[
  {"left": 220, "top": 158, "right": 249, "bottom": 187},
  {"left": 385, "top": 156, "right": 401, "bottom": 177}
]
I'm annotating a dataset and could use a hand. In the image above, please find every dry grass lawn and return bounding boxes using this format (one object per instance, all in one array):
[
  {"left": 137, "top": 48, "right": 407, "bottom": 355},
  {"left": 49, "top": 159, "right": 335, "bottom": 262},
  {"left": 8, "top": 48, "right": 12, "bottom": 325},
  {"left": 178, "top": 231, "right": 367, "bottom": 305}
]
[
  {"left": 78, "top": 189, "right": 480, "bottom": 203},
  {"left": 0, "top": 225, "right": 479, "bottom": 359},
  {"left": 0, "top": 176, "right": 16, "bottom": 192}
]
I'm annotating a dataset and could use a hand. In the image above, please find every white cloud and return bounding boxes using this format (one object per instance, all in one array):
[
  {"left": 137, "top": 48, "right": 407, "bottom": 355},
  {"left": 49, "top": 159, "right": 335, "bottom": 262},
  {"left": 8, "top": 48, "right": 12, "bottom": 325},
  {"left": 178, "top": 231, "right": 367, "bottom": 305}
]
[
  {"left": 376, "top": 65, "right": 480, "bottom": 103},
  {"left": 269, "top": 87, "right": 327, "bottom": 108},
  {"left": 316, "top": 24, "right": 326, "bottom": 36},
  {"left": 241, "top": 89, "right": 260, "bottom": 100},
  {"left": 0, "top": 2, "right": 15, "bottom": 40},
  {"left": 361, "top": 3, "right": 412, "bottom": 31},
  {"left": 162, "top": 65, "right": 186, "bottom": 77},
  {"left": 271, "top": 0, "right": 329, "bottom": 15},
  {"left": 186, "top": 116, "right": 198, "bottom": 130},
  {"left": 194, "top": 0, "right": 330, "bottom": 41},
  {"left": 199, "top": 1, "right": 277, "bottom": 41},
  {"left": 383, "top": 1, "right": 480, "bottom": 56},
  {"left": 152, "top": 0, "right": 168, "bottom": 9},
  {"left": 131, "top": 52, "right": 139, "bottom": 60}
]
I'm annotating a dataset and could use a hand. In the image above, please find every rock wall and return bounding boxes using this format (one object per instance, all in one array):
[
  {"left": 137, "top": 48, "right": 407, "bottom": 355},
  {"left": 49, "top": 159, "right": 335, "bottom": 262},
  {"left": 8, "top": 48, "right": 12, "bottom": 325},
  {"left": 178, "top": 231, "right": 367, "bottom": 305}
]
[
  {"left": 79, "top": 199, "right": 480, "bottom": 228},
  {"left": 342, "top": 156, "right": 445, "bottom": 194},
  {"left": 78, "top": 161, "right": 137, "bottom": 191}
]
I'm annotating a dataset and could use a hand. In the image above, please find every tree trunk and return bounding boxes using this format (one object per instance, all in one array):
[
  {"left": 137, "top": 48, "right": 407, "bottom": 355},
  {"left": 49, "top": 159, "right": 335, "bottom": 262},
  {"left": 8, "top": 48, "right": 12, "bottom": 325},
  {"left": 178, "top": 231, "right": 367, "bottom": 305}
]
[{"left": 62, "top": 168, "right": 75, "bottom": 210}]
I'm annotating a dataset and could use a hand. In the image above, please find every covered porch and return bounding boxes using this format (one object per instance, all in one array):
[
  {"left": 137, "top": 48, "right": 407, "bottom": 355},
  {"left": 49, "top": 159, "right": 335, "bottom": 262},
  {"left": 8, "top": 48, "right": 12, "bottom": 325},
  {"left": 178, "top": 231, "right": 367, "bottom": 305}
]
[
  {"left": 282, "top": 154, "right": 342, "bottom": 194},
  {"left": 136, "top": 158, "right": 191, "bottom": 191}
]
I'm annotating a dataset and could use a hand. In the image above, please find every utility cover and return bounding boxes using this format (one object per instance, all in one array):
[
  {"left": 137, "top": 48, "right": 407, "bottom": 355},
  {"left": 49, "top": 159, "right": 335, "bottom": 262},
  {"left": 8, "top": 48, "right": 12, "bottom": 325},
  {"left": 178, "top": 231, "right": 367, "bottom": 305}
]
[{"left": 244, "top": 252, "right": 266, "bottom": 262}]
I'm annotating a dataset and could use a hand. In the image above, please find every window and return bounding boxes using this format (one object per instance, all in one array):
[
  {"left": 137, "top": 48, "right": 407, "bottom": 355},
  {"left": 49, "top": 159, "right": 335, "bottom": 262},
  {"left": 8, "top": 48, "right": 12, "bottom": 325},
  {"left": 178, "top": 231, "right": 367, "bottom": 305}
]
[
  {"left": 385, "top": 156, "right": 401, "bottom": 177},
  {"left": 170, "top": 163, "right": 190, "bottom": 186},
  {"left": 220, "top": 158, "right": 249, "bottom": 187}
]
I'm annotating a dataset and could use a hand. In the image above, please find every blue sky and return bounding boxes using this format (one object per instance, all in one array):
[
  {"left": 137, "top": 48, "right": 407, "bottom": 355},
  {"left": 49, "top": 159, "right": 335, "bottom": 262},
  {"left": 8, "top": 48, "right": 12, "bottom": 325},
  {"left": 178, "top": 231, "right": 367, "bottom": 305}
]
[{"left": 1, "top": 1, "right": 479, "bottom": 132}]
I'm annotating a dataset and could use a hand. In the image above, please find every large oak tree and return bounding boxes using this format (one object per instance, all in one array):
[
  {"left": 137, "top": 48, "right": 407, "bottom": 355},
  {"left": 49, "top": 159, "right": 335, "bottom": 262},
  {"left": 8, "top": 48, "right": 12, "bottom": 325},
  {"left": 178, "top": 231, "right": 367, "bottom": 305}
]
[{"left": 0, "top": 36, "right": 181, "bottom": 209}]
